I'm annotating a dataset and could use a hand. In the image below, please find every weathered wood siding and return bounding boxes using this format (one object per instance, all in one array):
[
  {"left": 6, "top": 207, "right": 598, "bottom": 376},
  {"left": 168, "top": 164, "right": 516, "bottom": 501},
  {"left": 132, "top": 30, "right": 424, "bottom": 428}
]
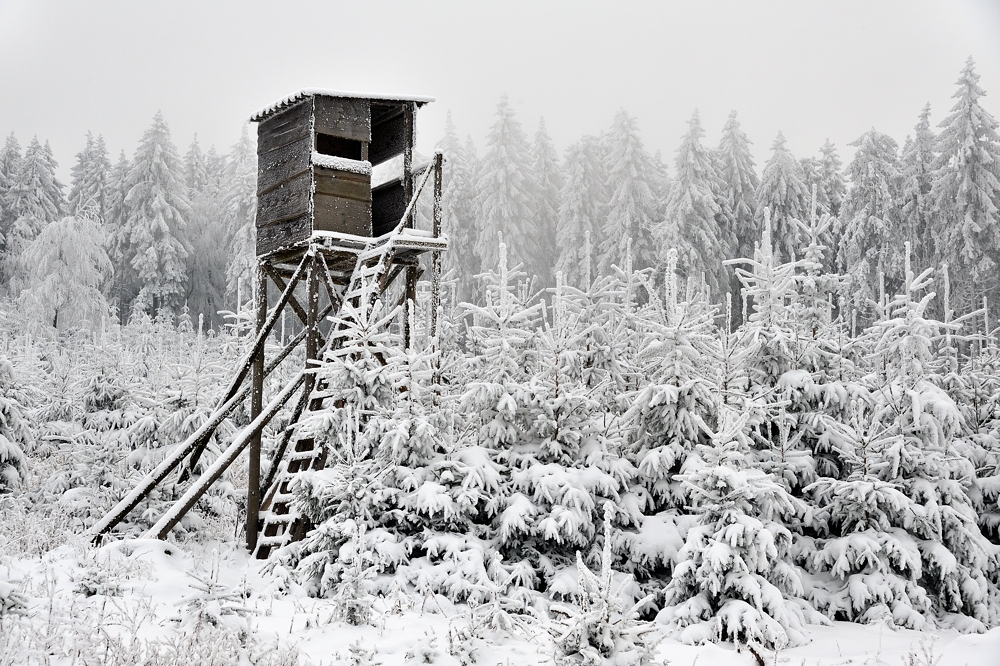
[
  {"left": 314, "top": 96, "right": 370, "bottom": 142},
  {"left": 313, "top": 166, "right": 372, "bottom": 237},
  {"left": 256, "top": 99, "right": 313, "bottom": 254},
  {"left": 256, "top": 212, "right": 311, "bottom": 256},
  {"left": 372, "top": 180, "right": 406, "bottom": 237},
  {"left": 370, "top": 104, "right": 405, "bottom": 166}
]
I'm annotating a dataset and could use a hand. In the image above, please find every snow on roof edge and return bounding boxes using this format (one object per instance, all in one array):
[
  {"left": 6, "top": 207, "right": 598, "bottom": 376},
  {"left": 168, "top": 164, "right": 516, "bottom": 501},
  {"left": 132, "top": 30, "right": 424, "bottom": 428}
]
[{"left": 251, "top": 88, "right": 435, "bottom": 122}]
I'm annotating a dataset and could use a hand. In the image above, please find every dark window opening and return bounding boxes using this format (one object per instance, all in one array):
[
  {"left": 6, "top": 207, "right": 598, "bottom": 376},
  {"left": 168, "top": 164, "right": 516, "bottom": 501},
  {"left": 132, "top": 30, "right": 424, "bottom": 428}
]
[{"left": 315, "top": 133, "right": 363, "bottom": 161}]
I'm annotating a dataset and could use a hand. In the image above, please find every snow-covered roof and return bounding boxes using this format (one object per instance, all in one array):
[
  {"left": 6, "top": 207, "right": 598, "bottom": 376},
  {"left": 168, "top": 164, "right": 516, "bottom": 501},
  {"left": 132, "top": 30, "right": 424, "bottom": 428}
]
[{"left": 250, "top": 88, "right": 434, "bottom": 122}]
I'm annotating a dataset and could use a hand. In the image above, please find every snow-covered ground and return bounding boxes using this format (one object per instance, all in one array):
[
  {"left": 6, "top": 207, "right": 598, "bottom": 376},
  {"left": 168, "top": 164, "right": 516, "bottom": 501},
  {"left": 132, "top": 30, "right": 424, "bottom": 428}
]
[{"left": 3, "top": 537, "right": 998, "bottom": 666}]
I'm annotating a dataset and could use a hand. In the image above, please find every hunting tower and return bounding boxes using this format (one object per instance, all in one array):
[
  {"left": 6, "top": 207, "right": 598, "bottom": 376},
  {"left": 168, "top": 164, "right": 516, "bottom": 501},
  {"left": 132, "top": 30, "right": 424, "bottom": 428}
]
[{"left": 92, "top": 89, "right": 447, "bottom": 559}]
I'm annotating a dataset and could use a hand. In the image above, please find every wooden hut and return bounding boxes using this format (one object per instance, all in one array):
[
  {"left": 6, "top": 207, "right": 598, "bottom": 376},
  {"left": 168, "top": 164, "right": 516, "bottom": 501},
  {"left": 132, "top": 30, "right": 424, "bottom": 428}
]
[{"left": 250, "top": 89, "right": 434, "bottom": 256}]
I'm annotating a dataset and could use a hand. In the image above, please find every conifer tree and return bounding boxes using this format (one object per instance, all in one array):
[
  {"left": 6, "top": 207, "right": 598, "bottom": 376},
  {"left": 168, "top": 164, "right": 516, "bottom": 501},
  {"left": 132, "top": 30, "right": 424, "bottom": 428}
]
[
  {"left": 756, "top": 133, "right": 809, "bottom": 263},
  {"left": 438, "top": 113, "right": 480, "bottom": 303},
  {"left": 0, "top": 356, "right": 30, "bottom": 494},
  {"left": 224, "top": 125, "right": 257, "bottom": 302},
  {"left": 818, "top": 140, "right": 846, "bottom": 219},
  {"left": 475, "top": 97, "right": 537, "bottom": 279},
  {"left": 0, "top": 133, "right": 22, "bottom": 226},
  {"left": 598, "top": 111, "right": 659, "bottom": 275},
  {"left": 839, "top": 129, "right": 904, "bottom": 313},
  {"left": 662, "top": 110, "right": 728, "bottom": 298},
  {"left": 717, "top": 111, "right": 759, "bottom": 262},
  {"left": 532, "top": 118, "right": 563, "bottom": 288},
  {"left": 930, "top": 57, "right": 1000, "bottom": 308},
  {"left": 3, "top": 137, "right": 65, "bottom": 288},
  {"left": 900, "top": 104, "right": 937, "bottom": 270},
  {"left": 68, "top": 132, "right": 112, "bottom": 221},
  {"left": 185, "top": 137, "right": 229, "bottom": 328},
  {"left": 105, "top": 151, "right": 134, "bottom": 320},
  {"left": 124, "top": 112, "right": 192, "bottom": 315},
  {"left": 556, "top": 135, "right": 606, "bottom": 289}
]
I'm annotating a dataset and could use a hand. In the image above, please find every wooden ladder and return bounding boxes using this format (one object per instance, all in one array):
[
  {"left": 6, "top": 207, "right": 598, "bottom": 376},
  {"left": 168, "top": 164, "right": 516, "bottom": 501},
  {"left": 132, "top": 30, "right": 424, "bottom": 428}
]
[{"left": 252, "top": 231, "right": 403, "bottom": 559}]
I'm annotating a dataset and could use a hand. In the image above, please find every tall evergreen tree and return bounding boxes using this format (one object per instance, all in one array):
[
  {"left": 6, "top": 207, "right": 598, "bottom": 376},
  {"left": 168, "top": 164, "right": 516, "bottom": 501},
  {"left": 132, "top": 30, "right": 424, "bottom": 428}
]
[
  {"left": 839, "top": 129, "right": 904, "bottom": 312},
  {"left": 123, "top": 112, "right": 191, "bottom": 315},
  {"left": 532, "top": 117, "right": 563, "bottom": 288},
  {"left": 68, "top": 132, "right": 112, "bottom": 221},
  {"left": 224, "top": 125, "right": 257, "bottom": 303},
  {"left": 756, "top": 132, "right": 809, "bottom": 263},
  {"left": 717, "top": 111, "right": 759, "bottom": 261},
  {"left": 556, "top": 134, "right": 606, "bottom": 289},
  {"left": 598, "top": 110, "right": 659, "bottom": 275},
  {"left": 105, "top": 150, "right": 134, "bottom": 321},
  {"left": 2, "top": 137, "right": 65, "bottom": 289},
  {"left": 475, "top": 96, "right": 537, "bottom": 279},
  {"left": 185, "top": 137, "right": 229, "bottom": 328},
  {"left": 661, "top": 110, "right": 728, "bottom": 297},
  {"left": 818, "top": 141, "right": 846, "bottom": 219},
  {"left": 899, "top": 104, "right": 937, "bottom": 271},
  {"left": 930, "top": 57, "right": 1000, "bottom": 309},
  {"left": 437, "top": 113, "right": 479, "bottom": 303}
]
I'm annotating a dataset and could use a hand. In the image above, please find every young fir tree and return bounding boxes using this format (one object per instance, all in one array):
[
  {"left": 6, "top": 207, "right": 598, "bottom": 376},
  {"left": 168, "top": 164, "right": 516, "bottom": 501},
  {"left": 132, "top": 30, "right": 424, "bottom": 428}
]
[
  {"left": 224, "top": 125, "right": 257, "bottom": 303},
  {"left": 717, "top": 111, "right": 759, "bottom": 264},
  {"left": 438, "top": 113, "right": 480, "bottom": 303},
  {"left": 662, "top": 404, "right": 808, "bottom": 651},
  {"left": 839, "top": 129, "right": 904, "bottom": 315},
  {"left": 475, "top": 96, "right": 538, "bottom": 281},
  {"left": 18, "top": 216, "right": 112, "bottom": 330},
  {"left": 661, "top": 110, "right": 728, "bottom": 299},
  {"left": 756, "top": 132, "right": 809, "bottom": 263},
  {"left": 899, "top": 104, "right": 937, "bottom": 271},
  {"left": 67, "top": 133, "right": 111, "bottom": 222},
  {"left": 556, "top": 135, "right": 607, "bottom": 290},
  {"left": 124, "top": 112, "right": 192, "bottom": 315},
  {"left": 0, "top": 355, "right": 31, "bottom": 493},
  {"left": 930, "top": 57, "right": 1000, "bottom": 310},
  {"left": 598, "top": 111, "right": 659, "bottom": 275},
  {"left": 532, "top": 118, "right": 563, "bottom": 288}
]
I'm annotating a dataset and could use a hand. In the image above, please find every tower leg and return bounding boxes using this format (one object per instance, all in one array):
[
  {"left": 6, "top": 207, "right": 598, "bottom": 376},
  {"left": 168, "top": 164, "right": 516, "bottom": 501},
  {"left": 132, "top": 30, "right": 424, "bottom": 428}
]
[{"left": 247, "top": 264, "right": 267, "bottom": 551}]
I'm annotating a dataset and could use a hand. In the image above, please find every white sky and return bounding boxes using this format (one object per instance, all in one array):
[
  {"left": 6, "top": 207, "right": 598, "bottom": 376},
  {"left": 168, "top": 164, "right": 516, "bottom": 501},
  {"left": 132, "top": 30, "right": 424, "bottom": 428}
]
[{"left": 1, "top": 0, "right": 998, "bottom": 182}]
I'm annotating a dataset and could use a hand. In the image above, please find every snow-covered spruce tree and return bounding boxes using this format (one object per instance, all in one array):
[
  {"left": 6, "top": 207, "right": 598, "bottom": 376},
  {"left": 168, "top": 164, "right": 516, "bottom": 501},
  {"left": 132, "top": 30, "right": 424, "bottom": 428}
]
[
  {"left": 2, "top": 137, "right": 65, "bottom": 288},
  {"left": 497, "top": 271, "right": 635, "bottom": 575},
  {"left": 900, "top": 104, "right": 937, "bottom": 271},
  {"left": 557, "top": 135, "right": 607, "bottom": 290},
  {"left": 532, "top": 118, "right": 563, "bottom": 288},
  {"left": 0, "top": 133, "right": 22, "bottom": 226},
  {"left": 475, "top": 96, "right": 538, "bottom": 280},
  {"left": 438, "top": 113, "right": 481, "bottom": 303},
  {"left": 104, "top": 150, "right": 134, "bottom": 320},
  {"left": 661, "top": 110, "right": 729, "bottom": 300},
  {"left": 661, "top": 404, "right": 808, "bottom": 652},
  {"left": 818, "top": 140, "right": 847, "bottom": 219},
  {"left": 18, "top": 215, "right": 112, "bottom": 330},
  {"left": 852, "top": 259, "right": 997, "bottom": 627},
  {"left": 0, "top": 355, "right": 31, "bottom": 493},
  {"left": 67, "top": 132, "right": 111, "bottom": 221},
  {"left": 184, "top": 136, "right": 229, "bottom": 329},
  {"left": 224, "top": 124, "right": 257, "bottom": 304},
  {"left": 839, "top": 129, "right": 905, "bottom": 315},
  {"left": 756, "top": 133, "right": 809, "bottom": 263},
  {"left": 123, "top": 112, "right": 192, "bottom": 315},
  {"left": 598, "top": 111, "right": 659, "bottom": 275},
  {"left": 716, "top": 111, "right": 759, "bottom": 269},
  {"left": 930, "top": 57, "right": 1000, "bottom": 310},
  {"left": 622, "top": 249, "right": 717, "bottom": 579}
]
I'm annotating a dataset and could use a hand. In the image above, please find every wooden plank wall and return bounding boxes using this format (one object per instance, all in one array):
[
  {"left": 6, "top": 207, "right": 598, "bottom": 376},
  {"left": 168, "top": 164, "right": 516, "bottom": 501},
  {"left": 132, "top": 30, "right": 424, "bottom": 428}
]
[
  {"left": 370, "top": 103, "right": 405, "bottom": 166},
  {"left": 313, "top": 166, "right": 372, "bottom": 237},
  {"left": 314, "top": 97, "right": 371, "bottom": 142},
  {"left": 257, "top": 100, "right": 313, "bottom": 255}
]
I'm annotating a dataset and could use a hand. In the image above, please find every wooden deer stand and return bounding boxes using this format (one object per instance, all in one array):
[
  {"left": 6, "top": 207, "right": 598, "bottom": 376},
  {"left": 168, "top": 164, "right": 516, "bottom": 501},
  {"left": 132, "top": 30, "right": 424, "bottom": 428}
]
[{"left": 90, "top": 90, "right": 446, "bottom": 559}]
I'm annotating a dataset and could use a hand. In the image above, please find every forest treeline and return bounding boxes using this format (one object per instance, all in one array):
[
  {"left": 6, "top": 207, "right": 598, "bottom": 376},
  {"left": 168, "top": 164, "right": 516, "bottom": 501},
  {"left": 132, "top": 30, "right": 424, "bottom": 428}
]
[{"left": 0, "top": 58, "right": 997, "bottom": 333}]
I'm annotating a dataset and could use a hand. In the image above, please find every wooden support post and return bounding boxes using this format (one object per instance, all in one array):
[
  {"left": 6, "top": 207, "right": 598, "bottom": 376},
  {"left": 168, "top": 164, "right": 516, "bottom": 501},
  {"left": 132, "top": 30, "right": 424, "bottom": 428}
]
[
  {"left": 146, "top": 373, "right": 308, "bottom": 541},
  {"left": 403, "top": 102, "right": 414, "bottom": 228},
  {"left": 306, "top": 253, "right": 321, "bottom": 404},
  {"left": 247, "top": 265, "right": 267, "bottom": 551},
  {"left": 404, "top": 266, "right": 419, "bottom": 350},
  {"left": 430, "top": 151, "right": 443, "bottom": 344}
]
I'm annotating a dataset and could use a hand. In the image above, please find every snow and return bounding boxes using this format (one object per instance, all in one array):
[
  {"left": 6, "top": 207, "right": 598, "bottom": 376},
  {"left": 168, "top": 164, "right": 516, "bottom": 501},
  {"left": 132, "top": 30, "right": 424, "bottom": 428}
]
[
  {"left": 371, "top": 152, "right": 432, "bottom": 189},
  {"left": 311, "top": 151, "right": 372, "bottom": 175},
  {"left": 250, "top": 88, "right": 434, "bottom": 122}
]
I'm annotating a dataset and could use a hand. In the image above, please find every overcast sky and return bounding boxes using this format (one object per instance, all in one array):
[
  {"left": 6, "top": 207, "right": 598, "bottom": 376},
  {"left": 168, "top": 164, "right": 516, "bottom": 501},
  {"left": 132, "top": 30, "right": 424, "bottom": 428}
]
[{"left": 1, "top": 0, "right": 998, "bottom": 182}]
